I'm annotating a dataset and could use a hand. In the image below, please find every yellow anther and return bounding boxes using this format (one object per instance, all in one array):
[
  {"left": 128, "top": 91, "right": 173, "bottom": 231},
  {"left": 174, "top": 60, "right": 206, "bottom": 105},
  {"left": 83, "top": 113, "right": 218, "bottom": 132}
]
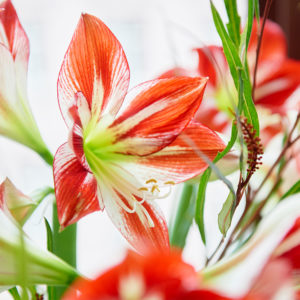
[
  {"left": 164, "top": 181, "right": 175, "bottom": 185},
  {"left": 138, "top": 187, "right": 148, "bottom": 192},
  {"left": 146, "top": 178, "right": 157, "bottom": 184},
  {"left": 151, "top": 185, "right": 160, "bottom": 193}
]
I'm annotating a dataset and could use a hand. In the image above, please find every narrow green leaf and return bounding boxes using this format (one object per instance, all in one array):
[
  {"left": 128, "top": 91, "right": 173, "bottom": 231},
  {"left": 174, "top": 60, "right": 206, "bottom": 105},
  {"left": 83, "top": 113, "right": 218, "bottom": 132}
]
[
  {"left": 210, "top": 1, "right": 260, "bottom": 135},
  {"left": 210, "top": 1, "right": 240, "bottom": 86},
  {"left": 44, "top": 218, "right": 53, "bottom": 252},
  {"left": 281, "top": 180, "right": 300, "bottom": 200},
  {"left": 195, "top": 168, "right": 212, "bottom": 244},
  {"left": 44, "top": 218, "right": 54, "bottom": 300},
  {"left": 195, "top": 121, "right": 238, "bottom": 245},
  {"left": 214, "top": 123, "right": 238, "bottom": 163},
  {"left": 254, "top": 0, "right": 260, "bottom": 27},
  {"left": 170, "top": 184, "right": 195, "bottom": 248},
  {"left": 239, "top": 0, "right": 254, "bottom": 62},
  {"left": 218, "top": 191, "right": 235, "bottom": 236},
  {"left": 224, "top": 0, "right": 241, "bottom": 47},
  {"left": 9, "top": 287, "right": 21, "bottom": 300}
]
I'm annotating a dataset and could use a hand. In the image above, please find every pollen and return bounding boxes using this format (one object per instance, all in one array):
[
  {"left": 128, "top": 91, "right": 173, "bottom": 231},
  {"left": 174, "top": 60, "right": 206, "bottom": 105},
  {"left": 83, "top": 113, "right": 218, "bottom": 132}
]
[
  {"left": 151, "top": 185, "right": 160, "bottom": 194},
  {"left": 138, "top": 187, "right": 148, "bottom": 192},
  {"left": 146, "top": 178, "right": 157, "bottom": 184},
  {"left": 164, "top": 181, "right": 175, "bottom": 185}
]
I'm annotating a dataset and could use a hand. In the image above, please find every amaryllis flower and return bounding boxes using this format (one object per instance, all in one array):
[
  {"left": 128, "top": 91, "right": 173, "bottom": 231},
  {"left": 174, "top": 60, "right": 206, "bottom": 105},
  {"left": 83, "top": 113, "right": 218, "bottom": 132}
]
[
  {"left": 0, "top": 0, "right": 52, "bottom": 164},
  {"left": 62, "top": 250, "right": 233, "bottom": 300},
  {"left": 0, "top": 178, "right": 35, "bottom": 224},
  {"left": 160, "top": 19, "right": 300, "bottom": 137},
  {"left": 54, "top": 14, "right": 225, "bottom": 253}
]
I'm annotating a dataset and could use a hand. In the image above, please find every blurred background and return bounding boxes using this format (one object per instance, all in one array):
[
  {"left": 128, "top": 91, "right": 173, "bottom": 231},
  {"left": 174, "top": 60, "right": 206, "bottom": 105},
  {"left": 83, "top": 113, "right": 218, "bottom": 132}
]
[{"left": 0, "top": 0, "right": 250, "bottom": 286}]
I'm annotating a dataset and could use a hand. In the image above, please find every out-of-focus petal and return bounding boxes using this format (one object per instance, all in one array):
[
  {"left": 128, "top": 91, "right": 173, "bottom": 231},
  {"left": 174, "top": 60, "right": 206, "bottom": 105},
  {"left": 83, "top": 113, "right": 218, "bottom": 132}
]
[
  {"left": 248, "top": 19, "right": 287, "bottom": 71},
  {"left": 245, "top": 259, "right": 294, "bottom": 300},
  {"left": 0, "top": 209, "right": 78, "bottom": 287},
  {"left": 195, "top": 105, "right": 229, "bottom": 133},
  {"left": 204, "top": 196, "right": 300, "bottom": 298},
  {"left": 62, "top": 251, "right": 201, "bottom": 300},
  {"left": 255, "top": 59, "right": 300, "bottom": 114},
  {"left": 123, "top": 122, "right": 225, "bottom": 185},
  {"left": 53, "top": 143, "right": 101, "bottom": 228},
  {"left": 195, "top": 46, "right": 226, "bottom": 88},
  {"left": 273, "top": 217, "right": 300, "bottom": 270},
  {"left": 0, "top": 178, "right": 35, "bottom": 224},
  {"left": 0, "top": 0, "right": 29, "bottom": 98},
  {"left": 58, "top": 13, "right": 130, "bottom": 126},
  {"left": 99, "top": 181, "right": 169, "bottom": 253},
  {"left": 111, "top": 77, "right": 208, "bottom": 156},
  {"left": 158, "top": 67, "right": 191, "bottom": 79}
]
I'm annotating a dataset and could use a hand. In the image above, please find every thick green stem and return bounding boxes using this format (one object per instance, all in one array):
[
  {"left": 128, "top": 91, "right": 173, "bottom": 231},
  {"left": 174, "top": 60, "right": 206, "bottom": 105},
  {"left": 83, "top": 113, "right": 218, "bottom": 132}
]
[
  {"left": 169, "top": 183, "right": 195, "bottom": 249},
  {"left": 52, "top": 203, "right": 77, "bottom": 300}
]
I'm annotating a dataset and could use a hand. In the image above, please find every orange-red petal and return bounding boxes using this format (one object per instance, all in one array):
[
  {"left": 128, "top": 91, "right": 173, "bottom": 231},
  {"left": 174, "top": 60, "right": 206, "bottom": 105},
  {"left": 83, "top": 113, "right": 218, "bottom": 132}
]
[
  {"left": 248, "top": 19, "right": 287, "bottom": 71},
  {"left": 111, "top": 77, "right": 208, "bottom": 156},
  {"left": 254, "top": 59, "right": 300, "bottom": 113},
  {"left": 195, "top": 46, "right": 227, "bottom": 88},
  {"left": 124, "top": 121, "right": 225, "bottom": 185},
  {"left": 62, "top": 251, "right": 201, "bottom": 300},
  {"left": 58, "top": 13, "right": 130, "bottom": 126},
  {"left": 53, "top": 143, "right": 101, "bottom": 228}
]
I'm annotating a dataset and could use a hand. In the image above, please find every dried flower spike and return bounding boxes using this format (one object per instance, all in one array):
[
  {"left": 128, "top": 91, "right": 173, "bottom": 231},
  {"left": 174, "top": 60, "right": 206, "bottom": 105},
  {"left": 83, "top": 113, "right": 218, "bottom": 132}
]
[{"left": 236, "top": 116, "right": 263, "bottom": 177}]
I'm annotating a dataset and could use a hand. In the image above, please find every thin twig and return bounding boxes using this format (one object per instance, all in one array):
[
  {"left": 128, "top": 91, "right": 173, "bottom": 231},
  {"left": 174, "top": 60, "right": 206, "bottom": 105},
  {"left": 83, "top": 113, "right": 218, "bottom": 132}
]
[
  {"left": 252, "top": 112, "right": 300, "bottom": 199},
  {"left": 252, "top": 0, "right": 274, "bottom": 99}
]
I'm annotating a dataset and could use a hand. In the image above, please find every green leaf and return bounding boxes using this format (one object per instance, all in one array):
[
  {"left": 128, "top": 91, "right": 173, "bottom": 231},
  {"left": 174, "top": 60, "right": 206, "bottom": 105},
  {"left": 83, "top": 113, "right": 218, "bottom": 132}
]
[
  {"left": 281, "top": 180, "right": 300, "bottom": 200},
  {"left": 52, "top": 203, "right": 77, "bottom": 300},
  {"left": 239, "top": 0, "right": 254, "bottom": 62},
  {"left": 9, "top": 287, "right": 21, "bottom": 300},
  {"left": 210, "top": 1, "right": 260, "bottom": 135},
  {"left": 44, "top": 218, "right": 54, "bottom": 300},
  {"left": 254, "top": 0, "right": 260, "bottom": 27},
  {"left": 195, "top": 121, "right": 238, "bottom": 245},
  {"left": 224, "top": 0, "right": 241, "bottom": 47},
  {"left": 210, "top": 1, "right": 240, "bottom": 86},
  {"left": 170, "top": 184, "right": 196, "bottom": 248},
  {"left": 218, "top": 191, "right": 235, "bottom": 236},
  {"left": 44, "top": 218, "right": 53, "bottom": 253},
  {"left": 195, "top": 168, "right": 212, "bottom": 244}
]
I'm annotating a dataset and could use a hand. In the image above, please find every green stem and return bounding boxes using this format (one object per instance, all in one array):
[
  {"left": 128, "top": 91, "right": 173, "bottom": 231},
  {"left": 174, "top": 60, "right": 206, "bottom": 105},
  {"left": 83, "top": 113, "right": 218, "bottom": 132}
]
[
  {"left": 37, "top": 148, "right": 54, "bottom": 166},
  {"left": 169, "top": 183, "right": 195, "bottom": 249},
  {"left": 52, "top": 203, "right": 77, "bottom": 300},
  {"left": 9, "top": 287, "right": 21, "bottom": 300}
]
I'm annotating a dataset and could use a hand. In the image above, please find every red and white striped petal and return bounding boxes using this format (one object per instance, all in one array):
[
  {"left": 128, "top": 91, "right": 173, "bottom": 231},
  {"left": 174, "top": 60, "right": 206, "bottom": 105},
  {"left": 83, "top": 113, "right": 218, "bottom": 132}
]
[
  {"left": 123, "top": 122, "right": 225, "bottom": 185},
  {"left": 100, "top": 181, "right": 170, "bottom": 253},
  {"left": 0, "top": 0, "right": 29, "bottom": 99},
  {"left": 58, "top": 13, "right": 130, "bottom": 127},
  {"left": 255, "top": 59, "right": 300, "bottom": 114},
  {"left": 111, "top": 77, "right": 208, "bottom": 156},
  {"left": 195, "top": 46, "right": 227, "bottom": 88},
  {"left": 53, "top": 143, "right": 102, "bottom": 228}
]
